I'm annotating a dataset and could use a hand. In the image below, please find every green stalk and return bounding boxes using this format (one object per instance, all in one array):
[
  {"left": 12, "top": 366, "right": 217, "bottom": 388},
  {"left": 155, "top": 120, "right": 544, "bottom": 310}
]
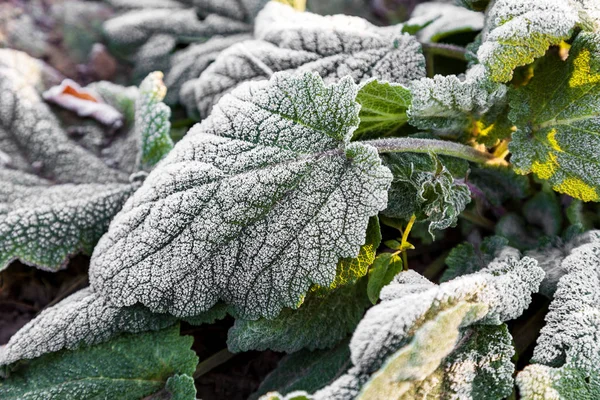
[
  {"left": 421, "top": 42, "right": 468, "bottom": 62},
  {"left": 363, "top": 137, "right": 498, "bottom": 164},
  {"left": 193, "top": 348, "right": 236, "bottom": 379}
]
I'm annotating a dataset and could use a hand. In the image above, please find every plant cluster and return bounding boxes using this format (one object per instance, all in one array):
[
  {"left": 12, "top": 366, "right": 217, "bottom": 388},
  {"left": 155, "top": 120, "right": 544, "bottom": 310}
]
[{"left": 1, "top": 0, "right": 600, "bottom": 399}]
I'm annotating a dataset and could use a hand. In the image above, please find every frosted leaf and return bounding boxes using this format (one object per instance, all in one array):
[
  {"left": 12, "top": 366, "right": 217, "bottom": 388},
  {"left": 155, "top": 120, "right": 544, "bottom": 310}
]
[
  {"left": 441, "top": 236, "right": 511, "bottom": 282},
  {"left": 517, "top": 238, "right": 600, "bottom": 398},
  {"left": 408, "top": 64, "right": 507, "bottom": 132},
  {"left": 308, "top": 252, "right": 542, "bottom": 399},
  {"left": 42, "top": 79, "right": 123, "bottom": 128},
  {"left": 508, "top": 32, "right": 600, "bottom": 201},
  {"left": 164, "top": 34, "right": 252, "bottom": 105},
  {"left": 477, "top": 0, "right": 578, "bottom": 82},
  {"left": 0, "top": 65, "right": 173, "bottom": 270},
  {"left": 525, "top": 230, "right": 600, "bottom": 297},
  {"left": 89, "top": 72, "right": 392, "bottom": 319},
  {"left": 0, "top": 288, "right": 176, "bottom": 367},
  {"left": 186, "top": 2, "right": 426, "bottom": 118},
  {"left": 0, "top": 325, "right": 198, "bottom": 400},
  {"left": 410, "top": 2, "right": 484, "bottom": 44},
  {"left": 0, "top": 169, "right": 136, "bottom": 271}
]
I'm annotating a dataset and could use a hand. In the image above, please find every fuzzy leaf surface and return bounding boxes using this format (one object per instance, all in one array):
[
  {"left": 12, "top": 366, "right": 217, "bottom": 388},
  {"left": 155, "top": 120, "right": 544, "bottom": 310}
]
[
  {"left": 89, "top": 72, "right": 392, "bottom": 319},
  {"left": 477, "top": 0, "right": 578, "bottom": 82},
  {"left": 186, "top": 2, "right": 426, "bottom": 118},
  {"left": 0, "top": 325, "right": 197, "bottom": 400},
  {"left": 410, "top": 2, "right": 484, "bottom": 44},
  {"left": 509, "top": 33, "right": 600, "bottom": 201}
]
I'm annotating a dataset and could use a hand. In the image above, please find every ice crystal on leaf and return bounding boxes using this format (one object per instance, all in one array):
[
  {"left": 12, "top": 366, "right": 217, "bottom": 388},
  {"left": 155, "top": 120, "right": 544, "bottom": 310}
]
[
  {"left": 89, "top": 72, "right": 392, "bottom": 319},
  {"left": 410, "top": 2, "right": 484, "bottom": 44},
  {"left": 184, "top": 2, "right": 426, "bottom": 118},
  {"left": 517, "top": 238, "right": 600, "bottom": 399},
  {"left": 0, "top": 57, "right": 172, "bottom": 271},
  {"left": 477, "top": 0, "right": 578, "bottom": 82},
  {"left": 509, "top": 32, "right": 600, "bottom": 202},
  {"left": 263, "top": 251, "right": 543, "bottom": 399}
]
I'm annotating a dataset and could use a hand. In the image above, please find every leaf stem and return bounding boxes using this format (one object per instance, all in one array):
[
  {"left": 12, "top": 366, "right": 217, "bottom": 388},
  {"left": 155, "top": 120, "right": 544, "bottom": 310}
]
[
  {"left": 363, "top": 137, "right": 499, "bottom": 164},
  {"left": 193, "top": 348, "right": 236, "bottom": 379},
  {"left": 400, "top": 215, "right": 416, "bottom": 270},
  {"left": 421, "top": 42, "right": 467, "bottom": 62}
]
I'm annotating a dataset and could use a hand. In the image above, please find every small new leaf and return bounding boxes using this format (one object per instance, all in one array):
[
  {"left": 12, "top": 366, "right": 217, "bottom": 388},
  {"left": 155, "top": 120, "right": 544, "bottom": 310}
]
[{"left": 367, "top": 252, "right": 403, "bottom": 304}]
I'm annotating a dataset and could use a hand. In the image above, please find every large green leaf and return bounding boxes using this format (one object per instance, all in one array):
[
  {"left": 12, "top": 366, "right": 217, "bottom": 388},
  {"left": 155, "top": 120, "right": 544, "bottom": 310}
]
[
  {"left": 0, "top": 325, "right": 197, "bottom": 400},
  {"left": 185, "top": 2, "right": 426, "bottom": 118},
  {"left": 509, "top": 32, "right": 600, "bottom": 201},
  {"left": 354, "top": 80, "right": 411, "bottom": 140},
  {"left": 89, "top": 72, "right": 392, "bottom": 319},
  {"left": 477, "top": 0, "right": 578, "bottom": 82}
]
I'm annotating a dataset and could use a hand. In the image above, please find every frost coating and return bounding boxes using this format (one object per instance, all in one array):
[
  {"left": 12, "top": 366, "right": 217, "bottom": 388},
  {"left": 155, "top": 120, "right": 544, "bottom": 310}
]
[
  {"left": 477, "top": 0, "right": 578, "bottom": 82},
  {"left": 0, "top": 169, "right": 135, "bottom": 271},
  {"left": 0, "top": 288, "right": 176, "bottom": 367},
  {"left": 517, "top": 238, "right": 600, "bottom": 398},
  {"left": 187, "top": 2, "right": 426, "bottom": 118},
  {"left": 308, "top": 251, "right": 543, "bottom": 399},
  {"left": 89, "top": 72, "right": 392, "bottom": 319},
  {"left": 408, "top": 64, "right": 507, "bottom": 132},
  {"left": 410, "top": 2, "right": 484, "bottom": 44}
]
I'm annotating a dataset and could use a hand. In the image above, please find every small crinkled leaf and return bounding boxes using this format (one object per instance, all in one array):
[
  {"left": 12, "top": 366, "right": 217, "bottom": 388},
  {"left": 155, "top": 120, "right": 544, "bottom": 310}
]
[
  {"left": 509, "top": 32, "right": 600, "bottom": 201},
  {"left": 441, "top": 236, "right": 511, "bottom": 282},
  {"left": 383, "top": 152, "right": 471, "bottom": 236},
  {"left": 89, "top": 72, "right": 392, "bottom": 319},
  {"left": 186, "top": 2, "right": 426, "bottom": 118},
  {"left": 525, "top": 230, "right": 600, "bottom": 297},
  {"left": 477, "top": 0, "right": 578, "bottom": 82},
  {"left": 0, "top": 288, "right": 177, "bottom": 367},
  {"left": 228, "top": 217, "right": 380, "bottom": 353},
  {"left": 408, "top": 64, "right": 507, "bottom": 132},
  {"left": 517, "top": 237, "right": 600, "bottom": 399},
  {"left": 410, "top": 2, "right": 484, "bottom": 44},
  {"left": 354, "top": 79, "right": 411, "bottom": 140},
  {"left": 0, "top": 169, "right": 135, "bottom": 271},
  {"left": 0, "top": 325, "right": 198, "bottom": 400},
  {"left": 136, "top": 71, "right": 173, "bottom": 169},
  {"left": 311, "top": 251, "right": 543, "bottom": 399},
  {"left": 367, "top": 252, "right": 403, "bottom": 304},
  {"left": 250, "top": 338, "right": 351, "bottom": 400}
]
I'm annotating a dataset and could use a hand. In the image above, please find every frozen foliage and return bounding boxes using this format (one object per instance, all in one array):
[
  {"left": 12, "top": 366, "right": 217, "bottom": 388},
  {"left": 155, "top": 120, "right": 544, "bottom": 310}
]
[
  {"left": 267, "top": 251, "right": 542, "bottom": 399},
  {"left": 408, "top": 65, "right": 507, "bottom": 132},
  {"left": 0, "top": 325, "right": 198, "bottom": 399},
  {"left": 103, "top": 0, "right": 267, "bottom": 82},
  {"left": 441, "top": 236, "right": 512, "bottom": 282},
  {"left": 0, "top": 288, "right": 176, "bottom": 367},
  {"left": 185, "top": 2, "right": 426, "bottom": 118},
  {"left": 477, "top": 0, "right": 578, "bottom": 82},
  {"left": 0, "top": 58, "right": 173, "bottom": 270},
  {"left": 526, "top": 230, "right": 600, "bottom": 297},
  {"left": 89, "top": 72, "right": 393, "bottom": 319},
  {"left": 517, "top": 238, "right": 600, "bottom": 398},
  {"left": 410, "top": 2, "right": 484, "bottom": 44},
  {"left": 509, "top": 32, "right": 600, "bottom": 202}
]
